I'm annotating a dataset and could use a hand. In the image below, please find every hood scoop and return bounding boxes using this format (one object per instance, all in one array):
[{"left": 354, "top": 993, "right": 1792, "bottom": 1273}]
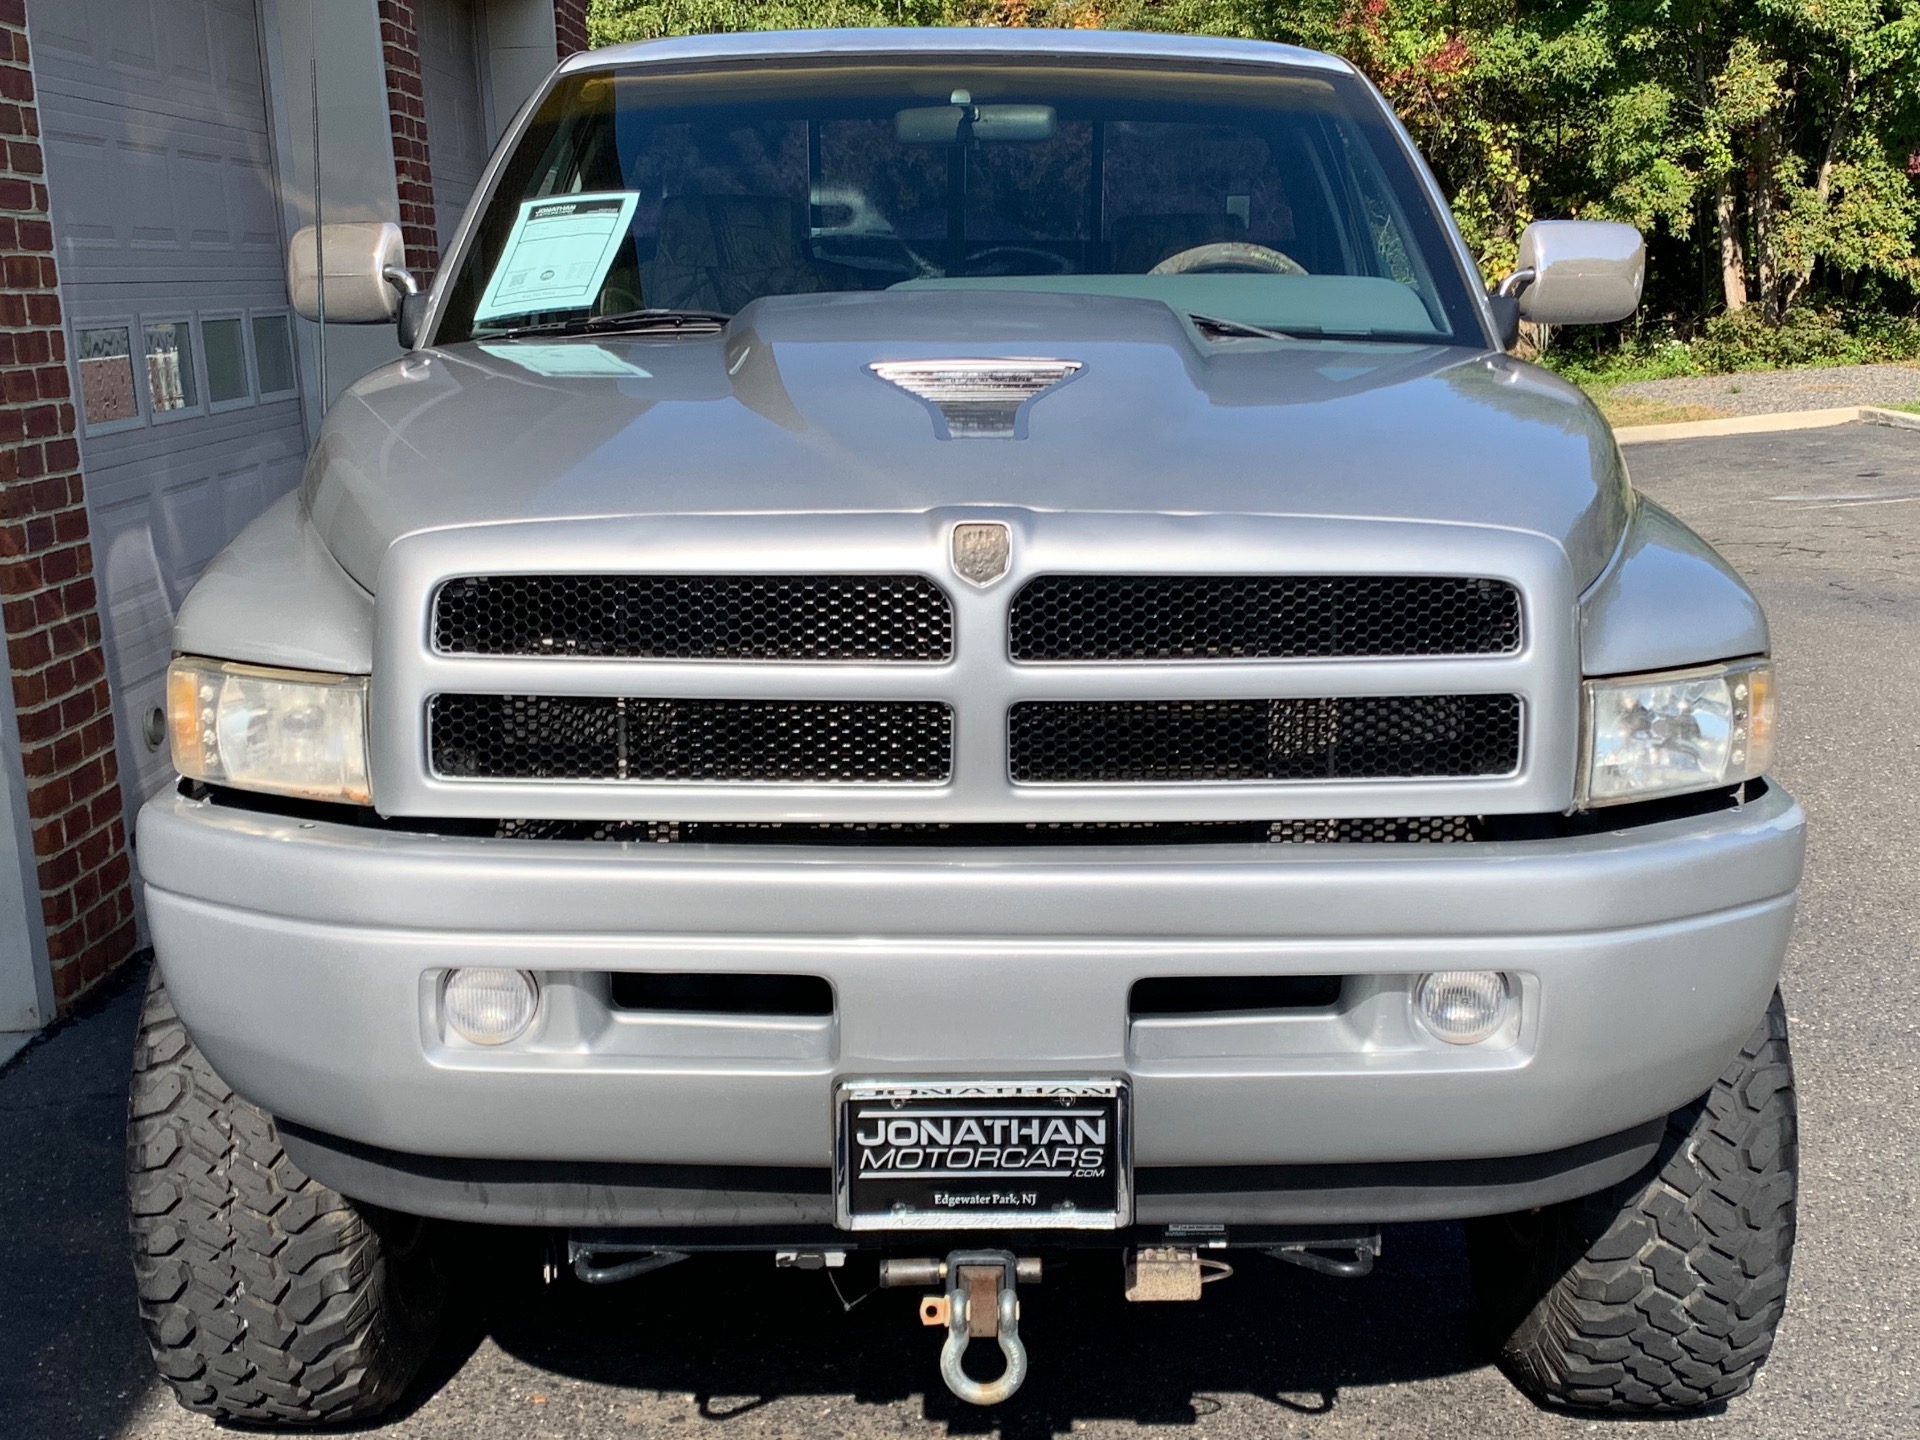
[{"left": 870, "top": 358, "right": 1082, "bottom": 439}]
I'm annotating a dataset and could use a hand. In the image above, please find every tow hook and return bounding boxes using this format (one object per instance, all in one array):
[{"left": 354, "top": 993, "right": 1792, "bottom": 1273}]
[{"left": 880, "top": 1251, "right": 1039, "bottom": 1405}]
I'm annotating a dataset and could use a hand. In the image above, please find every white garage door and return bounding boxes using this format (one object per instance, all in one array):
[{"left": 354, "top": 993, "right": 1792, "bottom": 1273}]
[
  {"left": 421, "top": 0, "right": 489, "bottom": 259},
  {"left": 31, "top": 0, "right": 307, "bottom": 841}
]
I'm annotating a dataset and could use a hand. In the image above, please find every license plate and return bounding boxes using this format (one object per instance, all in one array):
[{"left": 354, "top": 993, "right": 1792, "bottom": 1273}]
[{"left": 835, "top": 1078, "right": 1130, "bottom": 1231}]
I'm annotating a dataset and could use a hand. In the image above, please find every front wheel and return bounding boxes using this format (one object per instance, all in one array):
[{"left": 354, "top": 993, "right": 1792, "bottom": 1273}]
[
  {"left": 1468, "top": 990, "right": 1797, "bottom": 1412},
  {"left": 127, "top": 967, "right": 445, "bottom": 1425}
]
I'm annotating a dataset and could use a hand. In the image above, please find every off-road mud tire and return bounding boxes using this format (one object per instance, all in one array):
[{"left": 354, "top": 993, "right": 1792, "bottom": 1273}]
[
  {"left": 1468, "top": 989, "right": 1796, "bottom": 1413},
  {"left": 127, "top": 967, "right": 444, "bottom": 1424}
]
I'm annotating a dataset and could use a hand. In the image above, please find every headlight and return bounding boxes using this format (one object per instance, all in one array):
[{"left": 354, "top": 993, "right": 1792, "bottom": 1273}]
[
  {"left": 168, "top": 658, "right": 371, "bottom": 805},
  {"left": 1579, "top": 658, "right": 1773, "bottom": 807}
]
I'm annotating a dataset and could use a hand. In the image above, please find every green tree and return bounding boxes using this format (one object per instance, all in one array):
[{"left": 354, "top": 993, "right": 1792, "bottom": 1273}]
[{"left": 586, "top": 0, "right": 1920, "bottom": 330}]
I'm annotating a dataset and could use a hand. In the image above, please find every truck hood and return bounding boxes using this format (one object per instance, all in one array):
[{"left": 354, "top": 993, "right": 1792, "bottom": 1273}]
[{"left": 311, "top": 289, "right": 1629, "bottom": 592}]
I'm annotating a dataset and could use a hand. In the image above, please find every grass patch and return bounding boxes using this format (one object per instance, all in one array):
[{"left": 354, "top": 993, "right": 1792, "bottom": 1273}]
[
  {"left": 1550, "top": 348, "right": 1702, "bottom": 390},
  {"left": 1881, "top": 400, "right": 1920, "bottom": 415},
  {"left": 1590, "top": 391, "right": 1731, "bottom": 429}
]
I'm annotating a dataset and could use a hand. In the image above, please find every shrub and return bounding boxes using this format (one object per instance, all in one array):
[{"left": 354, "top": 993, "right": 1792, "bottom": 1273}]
[{"left": 1544, "top": 310, "right": 1920, "bottom": 388}]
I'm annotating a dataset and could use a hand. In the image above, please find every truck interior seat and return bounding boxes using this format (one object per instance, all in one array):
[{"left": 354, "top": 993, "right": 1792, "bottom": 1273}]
[{"left": 642, "top": 194, "right": 829, "bottom": 313}]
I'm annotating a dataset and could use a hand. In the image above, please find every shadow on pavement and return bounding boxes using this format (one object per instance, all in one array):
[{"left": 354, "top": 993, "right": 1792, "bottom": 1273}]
[
  {"left": 454, "top": 1225, "right": 1485, "bottom": 1434},
  {"left": 0, "top": 961, "right": 155, "bottom": 1440},
  {"left": 3, "top": 960, "right": 1487, "bottom": 1437}
]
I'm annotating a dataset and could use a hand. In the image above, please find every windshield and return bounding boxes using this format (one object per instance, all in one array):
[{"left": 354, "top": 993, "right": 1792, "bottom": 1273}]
[{"left": 436, "top": 58, "right": 1488, "bottom": 347}]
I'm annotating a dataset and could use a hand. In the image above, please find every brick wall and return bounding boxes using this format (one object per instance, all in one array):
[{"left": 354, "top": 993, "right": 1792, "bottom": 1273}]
[
  {"left": 0, "top": 4, "right": 134, "bottom": 1010},
  {"left": 553, "top": 0, "right": 589, "bottom": 59},
  {"left": 383, "top": 3, "right": 590, "bottom": 276},
  {"left": 378, "top": 0, "right": 438, "bottom": 274}
]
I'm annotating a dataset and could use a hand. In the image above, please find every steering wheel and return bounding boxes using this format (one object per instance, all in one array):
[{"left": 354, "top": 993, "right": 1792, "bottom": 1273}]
[
  {"left": 966, "top": 245, "right": 1076, "bottom": 277},
  {"left": 1150, "top": 242, "right": 1308, "bottom": 276}
]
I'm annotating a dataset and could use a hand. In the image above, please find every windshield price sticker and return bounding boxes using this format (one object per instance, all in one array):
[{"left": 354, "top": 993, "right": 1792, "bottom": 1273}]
[
  {"left": 836, "top": 1078, "right": 1129, "bottom": 1231},
  {"left": 473, "top": 191, "right": 640, "bottom": 322}
]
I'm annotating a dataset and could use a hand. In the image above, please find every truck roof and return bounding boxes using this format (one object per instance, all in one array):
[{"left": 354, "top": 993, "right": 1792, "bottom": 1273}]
[{"left": 564, "top": 26, "right": 1352, "bottom": 78}]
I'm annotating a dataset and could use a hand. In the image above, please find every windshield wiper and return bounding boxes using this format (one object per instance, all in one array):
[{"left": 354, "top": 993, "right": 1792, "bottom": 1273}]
[
  {"left": 1188, "top": 313, "right": 1444, "bottom": 346},
  {"left": 484, "top": 307, "right": 731, "bottom": 340},
  {"left": 1189, "top": 313, "right": 1325, "bottom": 342}
]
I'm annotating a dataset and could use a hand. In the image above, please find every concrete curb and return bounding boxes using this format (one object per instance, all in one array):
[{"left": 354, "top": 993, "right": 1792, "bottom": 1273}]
[{"left": 1615, "top": 405, "right": 1920, "bottom": 445}]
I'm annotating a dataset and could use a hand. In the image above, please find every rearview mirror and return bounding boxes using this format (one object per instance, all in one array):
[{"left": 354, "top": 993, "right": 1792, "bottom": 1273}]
[
  {"left": 287, "top": 221, "right": 409, "bottom": 324},
  {"left": 895, "top": 104, "right": 1057, "bottom": 144},
  {"left": 1501, "top": 220, "right": 1645, "bottom": 326}
]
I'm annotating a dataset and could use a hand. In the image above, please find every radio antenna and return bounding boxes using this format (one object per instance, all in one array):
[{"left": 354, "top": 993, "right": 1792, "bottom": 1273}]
[{"left": 310, "top": 11, "right": 328, "bottom": 403}]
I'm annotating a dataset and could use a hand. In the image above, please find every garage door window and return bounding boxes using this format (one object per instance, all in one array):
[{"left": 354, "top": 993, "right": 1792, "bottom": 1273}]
[
  {"left": 143, "top": 320, "right": 199, "bottom": 417},
  {"left": 250, "top": 312, "right": 297, "bottom": 399},
  {"left": 77, "top": 324, "right": 140, "bottom": 432},
  {"left": 202, "top": 316, "right": 251, "bottom": 409}
]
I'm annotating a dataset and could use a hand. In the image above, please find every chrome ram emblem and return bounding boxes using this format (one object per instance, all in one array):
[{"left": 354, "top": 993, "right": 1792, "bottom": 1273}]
[
  {"left": 951, "top": 522, "right": 1012, "bottom": 587},
  {"left": 870, "top": 358, "right": 1082, "bottom": 439}
]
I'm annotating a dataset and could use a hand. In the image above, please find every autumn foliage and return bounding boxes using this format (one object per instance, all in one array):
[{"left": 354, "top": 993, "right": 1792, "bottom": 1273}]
[{"left": 588, "top": 0, "right": 1920, "bottom": 334}]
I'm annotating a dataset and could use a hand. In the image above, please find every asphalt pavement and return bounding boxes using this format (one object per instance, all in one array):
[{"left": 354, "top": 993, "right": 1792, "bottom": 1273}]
[{"left": 3, "top": 421, "right": 1917, "bottom": 1439}]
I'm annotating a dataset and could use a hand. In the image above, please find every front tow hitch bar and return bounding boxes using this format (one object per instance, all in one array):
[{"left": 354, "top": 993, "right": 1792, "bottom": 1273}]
[
  {"left": 1265, "top": 1228, "right": 1382, "bottom": 1278},
  {"left": 568, "top": 1240, "right": 689, "bottom": 1285},
  {"left": 882, "top": 1250, "right": 1039, "bottom": 1405}
]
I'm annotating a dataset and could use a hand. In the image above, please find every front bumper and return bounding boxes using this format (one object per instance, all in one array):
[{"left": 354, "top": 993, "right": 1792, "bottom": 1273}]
[{"left": 140, "top": 785, "right": 1803, "bottom": 1211}]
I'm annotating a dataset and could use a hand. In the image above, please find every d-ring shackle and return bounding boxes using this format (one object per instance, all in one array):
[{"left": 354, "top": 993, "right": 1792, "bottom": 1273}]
[{"left": 938, "top": 1251, "right": 1027, "bottom": 1406}]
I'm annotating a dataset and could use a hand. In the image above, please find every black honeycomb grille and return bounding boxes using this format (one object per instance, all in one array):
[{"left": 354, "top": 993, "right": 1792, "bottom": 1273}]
[
  {"left": 430, "top": 695, "right": 951, "bottom": 783},
  {"left": 1266, "top": 814, "right": 1484, "bottom": 843},
  {"left": 1008, "top": 695, "right": 1521, "bottom": 784},
  {"left": 433, "top": 575, "right": 953, "bottom": 661},
  {"left": 1010, "top": 576, "right": 1521, "bottom": 661}
]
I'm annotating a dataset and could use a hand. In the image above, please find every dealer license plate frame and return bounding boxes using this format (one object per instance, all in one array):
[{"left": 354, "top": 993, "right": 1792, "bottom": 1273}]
[{"left": 834, "top": 1077, "right": 1131, "bottom": 1231}]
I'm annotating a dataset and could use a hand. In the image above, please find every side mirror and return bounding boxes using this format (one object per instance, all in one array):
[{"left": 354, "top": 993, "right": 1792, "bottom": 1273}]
[
  {"left": 287, "top": 221, "right": 410, "bottom": 324},
  {"left": 1499, "top": 220, "right": 1645, "bottom": 327}
]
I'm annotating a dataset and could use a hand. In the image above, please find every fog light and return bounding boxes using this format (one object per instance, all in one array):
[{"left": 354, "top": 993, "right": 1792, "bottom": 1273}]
[
  {"left": 444, "top": 968, "right": 538, "bottom": 1046},
  {"left": 1415, "top": 971, "right": 1512, "bottom": 1045}
]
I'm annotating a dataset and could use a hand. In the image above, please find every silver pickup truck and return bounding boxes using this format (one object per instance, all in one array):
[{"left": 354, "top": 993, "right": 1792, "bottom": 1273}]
[{"left": 128, "top": 27, "right": 1803, "bottom": 1426}]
